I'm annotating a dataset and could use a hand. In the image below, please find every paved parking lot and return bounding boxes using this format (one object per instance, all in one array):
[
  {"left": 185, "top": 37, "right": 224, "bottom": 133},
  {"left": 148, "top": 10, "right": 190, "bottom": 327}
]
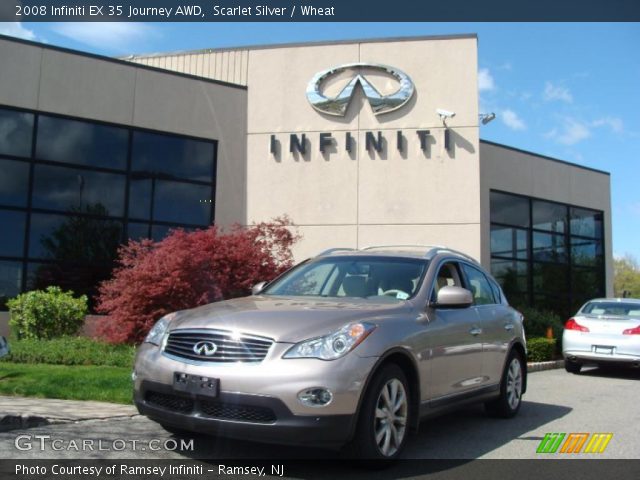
[{"left": 1, "top": 367, "right": 638, "bottom": 460}]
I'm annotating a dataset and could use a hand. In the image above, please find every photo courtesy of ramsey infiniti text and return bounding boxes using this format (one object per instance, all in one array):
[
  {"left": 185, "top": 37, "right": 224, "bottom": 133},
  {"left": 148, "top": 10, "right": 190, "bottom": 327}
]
[{"left": 133, "top": 246, "right": 527, "bottom": 459}]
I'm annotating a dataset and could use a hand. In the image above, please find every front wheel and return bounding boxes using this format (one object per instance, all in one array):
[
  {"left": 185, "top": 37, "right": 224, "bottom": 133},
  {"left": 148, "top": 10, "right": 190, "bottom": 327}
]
[
  {"left": 485, "top": 350, "right": 524, "bottom": 418},
  {"left": 348, "top": 364, "right": 411, "bottom": 460}
]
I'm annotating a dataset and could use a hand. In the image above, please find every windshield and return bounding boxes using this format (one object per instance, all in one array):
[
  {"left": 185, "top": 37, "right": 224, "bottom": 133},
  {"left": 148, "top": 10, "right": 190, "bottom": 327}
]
[
  {"left": 263, "top": 256, "right": 428, "bottom": 301},
  {"left": 581, "top": 302, "right": 640, "bottom": 318}
]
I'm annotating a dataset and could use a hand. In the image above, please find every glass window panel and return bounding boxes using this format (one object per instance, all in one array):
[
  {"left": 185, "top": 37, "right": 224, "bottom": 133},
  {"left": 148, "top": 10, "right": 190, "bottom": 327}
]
[
  {"left": 490, "top": 191, "right": 530, "bottom": 227},
  {"left": 0, "top": 158, "right": 29, "bottom": 207},
  {"left": 571, "top": 267, "right": 605, "bottom": 298},
  {"left": 32, "top": 164, "right": 125, "bottom": 216},
  {"left": 35, "top": 115, "right": 128, "bottom": 170},
  {"left": 532, "top": 200, "right": 567, "bottom": 233},
  {"left": 127, "top": 222, "right": 151, "bottom": 241},
  {"left": 0, "top": 209, "right": 26, "bottom": 257},
  {"left": 490, "top": 225, "right": 528, "bottom": 259},
  {"left": 0, "top": 108, "right": 34, "bottom": 158},
  {"left": 491, "top": 259, "right": 528, "bottom": 296},
  {"left": 153, "top": 181, "right": 212, "bottom": 225},
  {"left": 151, "top": 224, "right": 196, "bottom": 241},
  {"left": 570, "top": 207, "right": 603, "bottom": 239},
  {"left": 533, "top": 293, "right": 571, "bottom": 319},
  {"left": 128, "top": 177, "right": 152, "bottom": 220},
  {"left": 461, "top": 263, "right": 496, "bottom": 305},
  {"left": 532, "top": 232, "right": 567, "bottom": 263},
  {"left": 29, "top": 213, "right": 122, "bottom": 263},
  {"left": 571, "top": 237, "right": 603, "bottom": 267},
  {"left": 0, "top": 260, "right": 23, "bottom": 308},
  {"left": 532, "top": 262, "right": 568, "bottom": 294},
  {"left": 132, "top": 131, "right": 215, "bottom": 182}
]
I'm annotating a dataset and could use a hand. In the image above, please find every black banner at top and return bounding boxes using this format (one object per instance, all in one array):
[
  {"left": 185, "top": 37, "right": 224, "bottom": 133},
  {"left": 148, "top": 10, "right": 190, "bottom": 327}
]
[{"left": 3, "top": 0, "right": 640, "bottom": 22}]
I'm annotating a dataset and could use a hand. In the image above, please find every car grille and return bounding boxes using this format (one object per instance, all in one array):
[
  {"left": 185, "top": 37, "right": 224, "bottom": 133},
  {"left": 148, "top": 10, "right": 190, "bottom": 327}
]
[
  {"left": 200, "top": 400, "right": 276, "bottom": 424},
  {"left": 144, "top": 391, "right": 276, "bottom": 424},
  {"left": 145, "top": 392, "right": 194, "bottom": 414},
  {"left": 164, "top": 329, "right": 274, "bottom": 363}
]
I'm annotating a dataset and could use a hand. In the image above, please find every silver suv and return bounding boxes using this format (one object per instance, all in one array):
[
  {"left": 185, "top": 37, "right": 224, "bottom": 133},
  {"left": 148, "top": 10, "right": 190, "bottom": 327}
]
[{"left": 133, "top": 246, "right": 527, "bottom": 459}]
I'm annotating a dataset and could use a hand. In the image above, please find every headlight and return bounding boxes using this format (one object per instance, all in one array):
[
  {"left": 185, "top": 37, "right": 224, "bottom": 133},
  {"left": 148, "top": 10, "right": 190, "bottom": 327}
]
[
  {"left": 144, "top": 313, "right": 175, "bottom": 346},
  {"left": 283, "top": 322, "right": 376, "bottom": 360}
]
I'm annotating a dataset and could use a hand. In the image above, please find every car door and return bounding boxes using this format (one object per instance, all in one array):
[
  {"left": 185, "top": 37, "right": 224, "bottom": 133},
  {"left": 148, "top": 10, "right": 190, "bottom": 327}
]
[
  {"left": 426, "top": 260, "right": 484, "bottom": 402},
  {"left": 459, "top": 262, "right": 512, "bottom": 387}
]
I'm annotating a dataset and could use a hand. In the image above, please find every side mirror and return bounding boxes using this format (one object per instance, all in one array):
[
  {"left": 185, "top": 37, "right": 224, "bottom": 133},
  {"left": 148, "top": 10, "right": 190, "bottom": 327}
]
[
  {"left": 433, "top": 286, "right": 473, "bottom": 309},
  {"left": 251, "top": 281, "right": 267, "bottom": 295},
  {"left": 0, "top": 336, "right": 10, "bottom": 358}
]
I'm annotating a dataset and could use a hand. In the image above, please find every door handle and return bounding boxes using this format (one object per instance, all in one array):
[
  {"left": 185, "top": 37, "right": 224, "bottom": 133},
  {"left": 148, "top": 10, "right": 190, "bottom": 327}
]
[
  {"left": 504, "top": 324, "right": 514, "bottom": 331},
  {"left": 469, "top": 327, "right": 482, "bottom": 336}
]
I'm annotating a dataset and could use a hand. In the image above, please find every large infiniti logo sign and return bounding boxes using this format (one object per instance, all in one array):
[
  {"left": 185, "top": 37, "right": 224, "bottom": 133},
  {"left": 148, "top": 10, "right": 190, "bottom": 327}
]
[{"left": 306, "top": 63, "right": 415, "bottom": 117}]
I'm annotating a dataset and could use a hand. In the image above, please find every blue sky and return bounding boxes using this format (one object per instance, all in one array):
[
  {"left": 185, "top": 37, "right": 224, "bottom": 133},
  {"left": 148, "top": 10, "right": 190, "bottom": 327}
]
[{"left": 2, "top": 21, "right": 639, "bottom": 259}]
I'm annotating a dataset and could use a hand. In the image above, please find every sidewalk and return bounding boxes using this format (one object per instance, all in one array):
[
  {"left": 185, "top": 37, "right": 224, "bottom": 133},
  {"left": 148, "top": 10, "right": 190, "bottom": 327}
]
[{"left": 0, "top": 395, "right": 137, "bottom": 432}]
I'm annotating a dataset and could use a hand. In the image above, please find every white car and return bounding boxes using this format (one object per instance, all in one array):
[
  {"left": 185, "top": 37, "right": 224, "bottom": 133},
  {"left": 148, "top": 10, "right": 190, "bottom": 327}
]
[{"left": 563, "top": 298, "right": 640, "bottom": 373}]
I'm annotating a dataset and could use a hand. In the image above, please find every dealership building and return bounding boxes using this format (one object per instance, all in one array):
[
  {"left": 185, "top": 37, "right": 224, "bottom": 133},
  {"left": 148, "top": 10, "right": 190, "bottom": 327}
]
[{"left": 0, "top": 33, "right": 612, "bottom": 317}]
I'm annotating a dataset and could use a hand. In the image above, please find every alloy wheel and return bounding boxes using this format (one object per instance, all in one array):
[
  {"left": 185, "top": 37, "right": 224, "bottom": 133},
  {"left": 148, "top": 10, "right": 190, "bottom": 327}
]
[
  {"left": 506, "top": 357, "right": 523, "bottom": 410},
  {"left": 373, "top": 378, "right": 408, "bottom": 457}
]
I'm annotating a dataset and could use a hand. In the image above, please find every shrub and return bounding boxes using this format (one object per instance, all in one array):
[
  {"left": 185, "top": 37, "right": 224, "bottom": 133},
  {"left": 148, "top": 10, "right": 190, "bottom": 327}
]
[
  {"left": 516, "top": 305, "right": 565, "bottom": 339},
  {"left": 526, "top": 337, "right": 557, "bottom": 363},
  {"left": 0, "top": 337, "right": 135, "bottom": 368},
  {"left": 96, "top": 217, "right": 299, "bottom": 344},
  {"left": 7, "top": 286, "right": 88, "bottom": 340}
]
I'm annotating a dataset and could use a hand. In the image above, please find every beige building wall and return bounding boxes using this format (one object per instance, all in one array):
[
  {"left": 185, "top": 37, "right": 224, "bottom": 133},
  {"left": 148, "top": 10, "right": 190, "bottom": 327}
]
[
  {"left": 0, "top": 37, "right": 249, "bottom": 226},
  {"left": 129, "top": 35, "right": 482, "bottom": 261},
  {"left": 479, "top": 141, "right": 613, "bottom": 295}
]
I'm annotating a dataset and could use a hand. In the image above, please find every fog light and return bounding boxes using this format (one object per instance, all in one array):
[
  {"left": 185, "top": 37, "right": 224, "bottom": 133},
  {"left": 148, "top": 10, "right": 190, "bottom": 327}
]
[
  {"left": 131, "top": 370, "right": 137, "bottom": 381},
  {"left": 298, "top": 388, "right": 333, "bottom": 407}
]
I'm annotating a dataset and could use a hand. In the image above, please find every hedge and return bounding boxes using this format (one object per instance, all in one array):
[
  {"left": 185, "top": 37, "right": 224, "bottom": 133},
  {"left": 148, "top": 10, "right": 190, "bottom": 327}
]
[
  {"left": 526, "top": 337, "right": 557, "bottom": 363},
  {"left": 0, "top": 336, "right": 136, "bottom": 368}
]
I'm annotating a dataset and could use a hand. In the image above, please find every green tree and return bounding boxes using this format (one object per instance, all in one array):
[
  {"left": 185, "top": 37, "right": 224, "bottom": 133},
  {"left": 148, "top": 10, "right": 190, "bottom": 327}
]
[{"left": 613, "top": 255, "right": 640, "bottom": 298}]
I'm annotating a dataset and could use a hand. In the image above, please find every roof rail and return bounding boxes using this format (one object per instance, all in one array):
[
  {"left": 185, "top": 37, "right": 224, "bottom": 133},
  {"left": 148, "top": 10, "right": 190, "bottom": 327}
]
[
  {"left": 316, "top": 248, "right": 356, "bottom": 257},
  {"left": 361, "top": 244, "right": 446, "bottom": 251},
  {"left": 428, "top": 247, "right": 479, "bottom": 263}
]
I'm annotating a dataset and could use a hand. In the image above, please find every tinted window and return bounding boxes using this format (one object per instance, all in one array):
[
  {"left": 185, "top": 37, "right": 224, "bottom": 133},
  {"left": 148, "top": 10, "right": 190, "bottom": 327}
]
[
  {"left": 533, "top": 200, "right": 567, "bottom": 233},
  {"left": 0, "top": 158, "right": 29, "bottom": 207},
  {"left": 0, "top": 209, "right": 26, "bottom": 257},
  {"left": 0, "top": 108, "right": 33, "bottom": 157},
  {"left": 32, "top": 164, "right": 126, "bottom": 216},
  {"left": 461, "top": 263, "right": 496, "bottom": 305},
  {"left": 490, "top": 225, "right": 528, "bottom": 259},
  {"left": 36, "top": 115, "right": 128, "bottom": 170},
  {"left": 491, "top": 259, "right": 528, "bottom": 294},
  {"left": 127, "top": 222, "right": 151, "bottom": 241},
  {"left": 0, "top": 260, "right": 23, "bottom": 308},
  {"left": 570, "top": 208, "right": 603, "bottom": 239},
  {"left": 29, "top": 213, "right": 122, "bottom": 262},
  {"left": 132, "top": 131, "right": 215, "bottom": 182},
  {"left": 490, "top": 191, "right": 530, "bottom": 227},
  {"left": 153, "top": 181, "right": 212, "bottom": 225},
  {"left": 571, "top": 237, "right": 602, "bottom": 266},
  {"left": 533, "top": 232, "right": 566, "bottom": 263},
  {"left": 532, "top": 262, "right": 568, "bottom": 294}
]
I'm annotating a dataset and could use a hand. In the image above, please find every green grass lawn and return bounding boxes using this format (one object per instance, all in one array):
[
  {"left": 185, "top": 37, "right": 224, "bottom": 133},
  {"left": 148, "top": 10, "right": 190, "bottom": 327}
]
[{"left": 0, "top": 362, "right": 133, "bottom": 404}]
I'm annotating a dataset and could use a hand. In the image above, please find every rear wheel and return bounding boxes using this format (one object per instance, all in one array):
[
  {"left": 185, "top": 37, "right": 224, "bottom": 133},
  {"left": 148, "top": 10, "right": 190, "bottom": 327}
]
[
  {"left": 348, "top": 364, "right": 411, "bottom": 460},
  {"left": 564, "top": 359, "right": 582, "bottom": 374},
  {"left": 485, "top": 350, "right": 524, "bottom": 418}
]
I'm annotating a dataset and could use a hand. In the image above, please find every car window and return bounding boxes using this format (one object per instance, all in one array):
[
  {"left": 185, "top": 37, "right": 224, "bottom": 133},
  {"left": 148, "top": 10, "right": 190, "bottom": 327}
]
[
  {"left": 263, "top": 257, "right": 428, "bottom": 300},
  {"left": 431, "top": 262, "right": 463, "bottom": 302},
  {"left": 461, "top": 263, "right": 496, "bottom": 305},
  {"left": 582, "top": 302, "right": 640, "bottom": 317}
]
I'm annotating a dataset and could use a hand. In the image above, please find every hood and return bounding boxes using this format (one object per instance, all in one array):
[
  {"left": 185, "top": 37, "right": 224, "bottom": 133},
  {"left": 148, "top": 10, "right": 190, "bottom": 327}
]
[{"left": 169, "top": 295, "right": 411, "bottom": 343}]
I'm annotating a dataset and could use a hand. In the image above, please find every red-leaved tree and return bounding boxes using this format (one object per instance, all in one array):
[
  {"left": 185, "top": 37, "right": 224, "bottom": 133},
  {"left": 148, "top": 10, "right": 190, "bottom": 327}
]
[{"left": 96, "top": 217, "right": 299, "bottom": 344}]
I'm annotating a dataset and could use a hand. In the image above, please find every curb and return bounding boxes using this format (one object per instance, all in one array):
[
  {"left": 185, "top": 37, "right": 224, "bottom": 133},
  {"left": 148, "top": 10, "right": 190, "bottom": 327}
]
[{"left": 527, "top": 359, "right": 564, "bottom": 373}]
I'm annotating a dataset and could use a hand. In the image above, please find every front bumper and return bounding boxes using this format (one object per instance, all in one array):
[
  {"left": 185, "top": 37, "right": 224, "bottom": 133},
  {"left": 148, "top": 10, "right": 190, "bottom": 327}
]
[
  {"left": 133, "top": 343, "right": 377, "bottom": 447},
  {"left": 135, "top": 380, "right": 354, "bottom": 447}
]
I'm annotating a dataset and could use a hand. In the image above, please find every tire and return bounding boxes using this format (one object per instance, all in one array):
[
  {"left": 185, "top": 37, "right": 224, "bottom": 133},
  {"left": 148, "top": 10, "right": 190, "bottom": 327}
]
[
  {"left": 348, "top": 364, "right": 411, "bottom": 460},
  {"left": 564, "top": 359, "right": 582, "bottom": 374},
  {"left": 485, "top": 350, "right": 524, "bottom": 418}
]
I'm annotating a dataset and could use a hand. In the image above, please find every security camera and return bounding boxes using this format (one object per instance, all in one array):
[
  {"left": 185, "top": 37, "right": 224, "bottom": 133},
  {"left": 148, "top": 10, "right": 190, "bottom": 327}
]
[{"left": 437, "top": 109, "right": 456, "bottom": 119}]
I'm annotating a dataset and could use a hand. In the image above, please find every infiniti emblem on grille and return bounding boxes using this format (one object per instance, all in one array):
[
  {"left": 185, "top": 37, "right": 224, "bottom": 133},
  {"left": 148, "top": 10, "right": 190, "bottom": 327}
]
[{"left": 193, "top": 341, "right": 217, "bottom": 356}]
